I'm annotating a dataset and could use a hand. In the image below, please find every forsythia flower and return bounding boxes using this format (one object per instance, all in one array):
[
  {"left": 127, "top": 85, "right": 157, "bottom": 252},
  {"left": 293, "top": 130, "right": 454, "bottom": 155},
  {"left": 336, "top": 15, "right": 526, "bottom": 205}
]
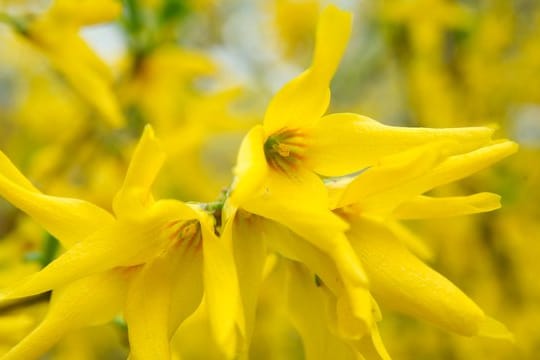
[
  {"left": 0, "top": 3, "right": 522, "bottom": 359},
  {"left": 0, "top": 126, "right": 240, "bottom": 359},
  {"left": 226, "top": 3, "right": 511, "bottom": 348}
]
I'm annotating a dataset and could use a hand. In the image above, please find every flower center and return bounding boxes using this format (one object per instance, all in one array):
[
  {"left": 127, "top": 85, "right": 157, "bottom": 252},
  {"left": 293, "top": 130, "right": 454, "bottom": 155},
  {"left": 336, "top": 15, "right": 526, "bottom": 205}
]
[
  {"left": 264, "top": 128, "right": 306, "bottom": 174},
  {"left": 167, "top": 219, "right": 202, "bottom": 251}
]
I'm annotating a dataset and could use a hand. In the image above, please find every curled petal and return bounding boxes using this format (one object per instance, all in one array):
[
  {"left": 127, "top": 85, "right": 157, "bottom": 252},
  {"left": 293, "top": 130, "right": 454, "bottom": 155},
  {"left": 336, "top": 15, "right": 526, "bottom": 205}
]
[
  {"left": 113, "top": 125, "right": 166, "bottom": 218},
  {"left": 263, "top": 5, "right": 352, "bottom": 134},
  {"left": 230, "top": 125, "right": 268, "bottom": 207}
]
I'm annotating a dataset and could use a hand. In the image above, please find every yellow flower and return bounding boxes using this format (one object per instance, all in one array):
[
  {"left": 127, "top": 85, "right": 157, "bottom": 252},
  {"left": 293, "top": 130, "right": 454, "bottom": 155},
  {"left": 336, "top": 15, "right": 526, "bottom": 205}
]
[
  {"left": 228, "top": 4, "right": 499, "bottom": 343},
  {"left": 0, "top": 126, "right": 240, "bottom": 359},
  {"left": 330, "top": 139, "right": 517, "bottom": 340}
]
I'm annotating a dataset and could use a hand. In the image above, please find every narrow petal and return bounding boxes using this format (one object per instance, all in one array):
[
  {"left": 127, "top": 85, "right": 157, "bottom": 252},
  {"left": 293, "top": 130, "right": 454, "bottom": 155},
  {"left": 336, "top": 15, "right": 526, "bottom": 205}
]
[
  {"left": 263, "top": 5, "right": 352, "bottom": 134},
  {"left": 306, "top": 113, "right": 495, "bottom": 177},
  {"left": 348, "top": 217, "right": 506, "bottom": 337},
  {"left": 229, "top": 125, "right": 268, "bottom": 207},
  {"left": 354, "top": 323, "right": 392, "bottom": 360},
  {"left": 224, "top": 211, "right": 267, "bottom": 349},
  {"left": 286, "top": 262, "right": 356, "bottom": 360},
  {"left": 0, "top": 151, "right": 38, "bottom": 191},
  {"left": 357, "top": 140, "right": 518, "bottom": 216},
  {"left": 113, "top": 125, "right": 166, "bottom": 218},
  {"left": 334, "top": 142, "right": 447, "bottom": 209},
  {"left": 125, "top": 258, "right": 174, "bottom": 360},
  {"left": 2, "top": 271, "right": 127, "bottom": 360},
  {"left": 0, "top": 167, "right": 114, "bottom": 249},
  {"left": 200, "top": 213, "right": 241, "bottom": 358},
  {"left": 394, "top": 193, "right": 501, "bottom": 219}
]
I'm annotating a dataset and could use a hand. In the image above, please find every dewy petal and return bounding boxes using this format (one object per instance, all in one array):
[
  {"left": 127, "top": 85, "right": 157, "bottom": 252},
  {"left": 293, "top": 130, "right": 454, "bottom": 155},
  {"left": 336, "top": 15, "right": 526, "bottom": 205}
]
[
  {"left": 0, "top": 155, "right": 114, "bottom": 248},
  {"left": 2, "top": 270, "right": 128, "bottom": 360},
  {"left": 200, "top": 212, "right": 240, "bottom": 358},
  {"left": 286, "top": 262, "right": 356, "bottom": 360},
  {"left": 348, "top": 217, "right": 510, "bottom": 337},
  {"left": 393, "top": 193, "right": 501, "bottom": 219},
  {"left": 229, "top": 125, "right": 268, "bottom": 207},
  {"left": 223, "top": 211, "right": 267, "bottom": 350},
  {"left": 357, "top": 140, "right": 518, "bottom": 216},
  {"left": 263, "top": 5, "right": 352, "bottom": 134},
  {"left": 306, "top": 113, "right": 495, "bottom": 177},
  {"left": 113, "top": 125, "right": 166, "bottom": 219}
]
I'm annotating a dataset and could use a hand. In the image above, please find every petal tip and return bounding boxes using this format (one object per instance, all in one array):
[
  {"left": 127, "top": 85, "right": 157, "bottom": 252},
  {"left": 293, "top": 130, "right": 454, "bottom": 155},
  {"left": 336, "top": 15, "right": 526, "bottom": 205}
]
[{"left": 477, "top": 316, "right": 514, "bottom": 343}]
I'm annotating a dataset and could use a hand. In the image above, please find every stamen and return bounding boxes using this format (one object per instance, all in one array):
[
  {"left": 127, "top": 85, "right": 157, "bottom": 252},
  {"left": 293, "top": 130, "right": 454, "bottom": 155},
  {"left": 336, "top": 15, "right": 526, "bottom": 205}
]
[{"left": 264, "top": 128, "right": 306, "bottom": 174}]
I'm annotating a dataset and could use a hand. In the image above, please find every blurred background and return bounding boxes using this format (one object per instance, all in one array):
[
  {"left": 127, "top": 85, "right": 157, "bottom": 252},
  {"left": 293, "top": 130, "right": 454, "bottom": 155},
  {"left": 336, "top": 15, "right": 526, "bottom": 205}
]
[{"left": 0, "top": 0, "right": 539, "bottom": 359}]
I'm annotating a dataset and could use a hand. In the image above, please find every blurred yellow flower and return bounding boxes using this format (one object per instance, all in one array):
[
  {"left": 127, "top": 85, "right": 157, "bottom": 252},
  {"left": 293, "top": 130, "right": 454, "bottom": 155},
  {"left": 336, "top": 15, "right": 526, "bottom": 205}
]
[{"left": 0, "top": 126, "right": 240, "bottom": 359}]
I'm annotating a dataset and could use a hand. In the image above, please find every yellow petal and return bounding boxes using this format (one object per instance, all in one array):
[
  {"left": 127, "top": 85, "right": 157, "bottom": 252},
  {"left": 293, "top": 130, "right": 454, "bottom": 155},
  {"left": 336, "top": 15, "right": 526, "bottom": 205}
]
[
  {"left": 263, "top": 5, "right": 352, "bottom": 134},
  {"left": 310, "top": 5, "right": 353, "bottom": 83},
  {"left": 354, "top": 323, "right": 392, "bottom": 360},
  {"left": 306, "top": 113, "right": 495, "bottom": 176},
  {"left": 385, "top": 221, "right": 433, "bottom": 261},
  {"left": 0, "top": 161, "right": 114, "bottom": 248},
  {"left": 2, "top": 271, "right": 127, "bottom": 360},
  {"left": 265, "top": 218, "right": 372, "bottom": 339},
  {"left": 224, "top": 211, "right": 267, "bottom": 349},
  {"left": 169, "top": 246, "right": 204, "bottom": 333},
  {"left": 113, "top": 125, "right": 166, "bottom": 219},
  {"left": 286, "top": 262, "right": 356, "bottom": 360},
  {"left": 0, "top": 151, "right": 38, "bottom": 192},
  {"left": 200, "top": 212, "right": 240, "bottom": 358},
  {"left": 334, "top": 141, "right": 447, "bottom": 209},
  {"left": 394, "top": 193, "right": 501, "bottom": 219},
  {"left": 126, "top": 245, "right": 203, "bottom": 360},
  {"left": 348, "top": 217, "right": 503, "bottom": 337},
  {"left": 3, "top": 201, "right": 191, "bottom": 299},
  {"left": 230, "top": 125, "right": 268, "bottom": 207},
  {"left": 358, "top": 140, "right": 518, "bottom": 216}
]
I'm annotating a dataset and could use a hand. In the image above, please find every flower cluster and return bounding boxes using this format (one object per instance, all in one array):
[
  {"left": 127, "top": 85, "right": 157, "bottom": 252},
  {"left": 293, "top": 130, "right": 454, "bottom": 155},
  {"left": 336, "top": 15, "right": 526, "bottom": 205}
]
[{"left": 0, "top": 3, "right": 519, "bottom": 360}]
